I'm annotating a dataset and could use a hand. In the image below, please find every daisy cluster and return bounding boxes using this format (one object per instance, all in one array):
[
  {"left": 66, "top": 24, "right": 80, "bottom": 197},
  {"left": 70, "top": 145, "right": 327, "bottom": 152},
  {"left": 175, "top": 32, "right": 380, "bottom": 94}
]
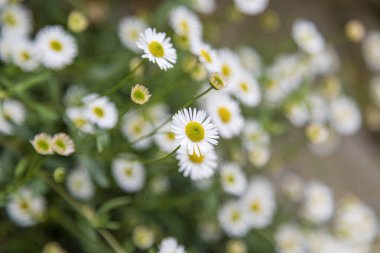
[{"left": 0, "top": 0, "right": 379, "bottom": 253}]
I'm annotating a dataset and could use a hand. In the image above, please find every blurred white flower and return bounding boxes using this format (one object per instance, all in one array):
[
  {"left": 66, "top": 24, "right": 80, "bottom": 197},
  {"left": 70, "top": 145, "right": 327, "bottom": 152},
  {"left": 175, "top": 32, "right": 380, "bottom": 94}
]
[
  {"left": 84, "top": 94, "right": 118, "bottom": 129},
  {"left": 329, "top": 96, "right": 361, "bottom": 136},
  {"left": 230, "top": 70, "right": 261, "bottom": 107},
  {"left": 169, "top": 6, "right": 202, "bottom": 45},
  {"left": 191, "top": 41, "right": 220, "bottom": 73},
  {"left": 190, "top": 0, "right": 216, "bottom": 14},
  {"left": 234, "top": 0, "right": 269, "bottom": 15},
  {"left": 362, "top": 31, "right": 380, "bottom": 72},
  {"left": 36, "top": 25, "right": 78, "bottom": 69},
  {"left": 292, "top": 19, "right": 325, "bottom": 55},
  {"left": 238, "top": 47, "right": 262, "bottom": 77},
  {"left": 118, "top": 16, "right": 147, "bottom": 52},
  {"left": 136, "top": 27, "right": 177, "bottom": 71},
  {"left": 0, "top": 4, "right": 32, "bottom": 36},
  {"left": 11, "top": 39, "right": 39, "bottom": 71},
  {"left": 112, "top": 158, "right": 145, "bottom": 192},
  {"left": 275, "top": 224, "right": 306, "bottom": 253},
  {"left": 121, "top": 110, "right": 153, "bottom": 150},
  {"left": 218, "top": 201, "right": 250, "bottom": 237},
  {"left": 66, "top": 167, "right": 94, "bottom": 201},
  {"left": 0, "top": 99, "right": 26, "bottom": 135},
  {"left": 158, "top": 237, "right": 185, "bottom": 253},
  {"left": 66, "top": 107, "right": 95, "bottom": 134},
  {"left": 220, "top": 163, "right": 247, "bottom": 196}
]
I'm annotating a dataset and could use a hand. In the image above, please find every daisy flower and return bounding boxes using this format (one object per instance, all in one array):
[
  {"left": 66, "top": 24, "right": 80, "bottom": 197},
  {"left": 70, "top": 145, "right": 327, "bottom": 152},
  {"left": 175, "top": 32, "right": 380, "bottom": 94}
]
[
  {"left": 66, "top": 107, "right": 94, "bottom": 134},
  {"left": 121, "top": 110, "right": 153, "bottom": 150},
  {"left": 285, "top": 101, "right": 309, "bottom": 127},
  {"left": 0, "top": 99, "right": 26, "bottom": 135},
  {"left": 0, "top": 33, "right": 20, "bottom": 63},
  {"left": 52, "top": 133, "right": 75, "bottom": 156},
  {"left": 66, "top": 167, "right": 94, "bottom": 201},
  {"left": 11, "top": 39, "right": 40, "bottom": 72},
  {"left": 176, "top": 147, "right": 217, "bottom": 180},
  {"left": 247, "top": 145, "right": 270, "bottom": 168},
  {"left": 30, "top": 133, "right": 54, "bottom": 155},
  {"left": 67, "top": 10, "right": 88, "bottom": 33},
  {"left": 242, "top": 120, "right": 270, "bottom": 150},
  {"left": 234, "top": 0, "right": 269, "bottom": 15},
  {"left": 205, "top": 94, "right": 244, "bottom": 139},
  {"left": 217, "top": 49, "right": 242, "bottom": 81},
  {"left": 35, "top": 25, "right": 78, "bottom": 69},
  {"left": 305, "top": 123, "right": 329, "bottom": 144},
  {"left": 292, "top": 19, "right": 325, "bottom": 55},
  {"left": 118, "top": 16, "right": 147, "bottom": 52},
  {"left": 158, "top": 237, "right": 186, "bottom": 253},
  {"left": 112, "top": 157, "right": 145, "bottom": 193},
  {"left": 218, "top": 201, "right": 250, "bottom": 237},
  {"left": 0, "top": 4, "right": 32, "bottom": 36},
  {"left": 329, "top": 96, "right": 361, "bottom": 136},
  {"left": 154, "top": 124, "right": 178, "bottom": 153},
  {"left": 6, "top": 187, "right": 46, "bottom": 227},
  {"left": 131, "top": 84, "right": 151, "bottom": 105},
  {"left": 301, "top": 181, "right": 334, "bottom": 224},
  {"left": 191, "top": 41, "right": 221, "bottom": 72},
  {"left": 241, "top": 177, "right": 276, "bottom": 228},
  {"left": 209, "top": 72, "right": 228, "bottom": 90},
  {"left": 171, "top": 107, "right": 219, "bottom": 156},
  {"left": 136, "top": 27, "right": 177, "bottom": 71},
  {"left": 363, "top": 31, "right": 380, "bottom": 72},
  {"left": 169, "top": 6, "right": 202, "bottom": 45},
  {"left": 84, "top": 94, "right": 118, "bottom": 129},
  {"left": 220, "top": 163, "right": 247, "bottom": 196},
  {"left": 132, "top": 226, "right": 155, "bottom": 250},
  {"left": 238, "top": 46, "right": 262, "bottom": 76},
  {"left": 275, "top": 224, "right": 306, "bottom": 253},
  {"left": 190, "top": 0, "right": 216, "bottom": 14},
  {"left": 230, "top": 70, "right": 261, "bottom": 107}
]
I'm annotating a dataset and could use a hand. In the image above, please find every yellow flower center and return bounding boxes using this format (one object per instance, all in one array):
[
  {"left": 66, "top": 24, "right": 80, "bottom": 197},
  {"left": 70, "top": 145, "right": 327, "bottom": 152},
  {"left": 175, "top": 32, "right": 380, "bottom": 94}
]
[
  {"left": 185, "top": 121, "right": 205, "bottom": 142},
  {"left": 124, "top": 167, "right": 133, "bottom": 177},
  {"left": 250, "top": 201, "right": 262, "bottom": 213},
  {"left": 148, "top": 41, "right": 165, "bottom": 58},
  {"left": 93, "top": 106, "right": 105, "bottom": 118},
  {"left": 50, "top": 39, "right": 63, "bottom": 52},
  {"left": 19, "top": 200, "right": 29, "bottom": 211},
  {"left": 133, "top": 124, "right": 142, "bottom": 134},
  {"left": 20, "top": 51, "right": 31, "bottom": 61},
  {"left": 226, "top": 174, "right": 235, "bottom": 184},
  {"left": 240, "top": 82, "right": 249, "bottom": 92},
  {"left": 37, "top": 139, "right": 50, "bottom": 151},
  {"left": 166, "top": 132, "right": 175, "bottom": 140},
  {"left": 200, "top": 49, "right": 212, "bottom": 63},
  {"left": 221, "top": 64, "right": 231, "bottom": 77},
  {"left": 4, "top": 13, "right": 17, "bottom": 26},
  {"left": 188, "top": 153, "right": 205, "bottom": 164},
  {"left": 217, "top": 107, "right": 231, "bottom": 123},
  {"left": 133, "top": 89, "right": 145, "bottom": 101},
  {"left": 180, "top": 20, "right": 189, "bottom": 33},
  {"left": 231, "top": 211, "right": 241, "bottom": 222},
  {"left": 74, "top": 118, "right": 87, "bottom": 128},
  {"left": 54, "top": 139, "right": 66, "bottom": 150}
]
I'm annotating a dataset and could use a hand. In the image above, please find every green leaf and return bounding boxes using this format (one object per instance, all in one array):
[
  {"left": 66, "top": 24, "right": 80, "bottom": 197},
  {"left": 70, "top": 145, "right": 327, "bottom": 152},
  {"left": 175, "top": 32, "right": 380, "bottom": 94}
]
[
  {"left": 98, "top": 196, "right": 131, "bottom": 215},
  {"left": 14, "top": 157, "right": 28, "bottom": 179}
]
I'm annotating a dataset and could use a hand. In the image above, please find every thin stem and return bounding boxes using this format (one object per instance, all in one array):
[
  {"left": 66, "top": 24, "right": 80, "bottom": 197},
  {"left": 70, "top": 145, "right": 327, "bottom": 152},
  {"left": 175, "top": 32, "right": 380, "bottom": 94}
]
[
  {"left": 105, "top": 61, "right": 144, "bottom": 96},
  {"left": 10, "top": 72, "right": 50, "bottom": 94},
  {"left": 131, "top": 87, "right": 213, "bottom": 144},
  {"left": 142, "top": 145, "right": 181, "bottom": 164},
  {"left": 98, "top": 229, "right": 126, "bottom": 253}
]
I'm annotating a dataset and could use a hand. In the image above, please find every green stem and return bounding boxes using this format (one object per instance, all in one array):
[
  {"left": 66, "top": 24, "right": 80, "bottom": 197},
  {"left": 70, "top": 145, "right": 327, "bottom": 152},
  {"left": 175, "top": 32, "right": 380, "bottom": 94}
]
[
  {"left": 98, "top": 229, "right": 126, "bottom": 253},
  {"left": 142, "top": 145, "right": 181, "bottom": 164},
  {"left": 131, "top": 87, "right": 213, "bottom": 144},
  {"left": 10, "top": 72, "right": 50, "bottom": 94},
  {"left": 105, "top": 61, "right": 144, "bottom": 96}
]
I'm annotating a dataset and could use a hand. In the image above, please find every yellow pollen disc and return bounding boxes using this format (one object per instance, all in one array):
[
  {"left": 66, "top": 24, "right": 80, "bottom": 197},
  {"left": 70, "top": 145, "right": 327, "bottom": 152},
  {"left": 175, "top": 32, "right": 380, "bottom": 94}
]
[
  {"left": 55, "top": 139, "right": 66, "bottom": 150},
  {"left": 188, "top": 153, "right": 205, "bottom": 164},
  {"left": 148, "top": 41, "right": 165, "bottom": 58},
  {"left": 50, "top": 39, "right": 63, "bottom": 52},
  {"left": 231, "top": 211, "right": 241, "bottom": 221},
  {"left": 240, "top": 82, "right": 249, "bottom": 92},
  {"left": 124, "top": 167, "right": 133, "bottom": 177},
  {"left": 19, "top": 200, "right": 29, "bottom": 211},
  {"left": 93, "top": 107, "right": 105, "bottom": 118},
  {"left": 166, "top": 132, "right": 176, "bottom": 140},
  {"left": 37, "top": 140, "right": 50, "bottom": 151},
  {"left": 221, "top": 65, "right": 231, "bottom": 77},
  {"left": 74, "top": 118, "right": 86, "bottom": 128},
  {"left": 180, "top": 20, "right": 189, "bottom": 33},
  {"left": 250, "top": 201, "right": 262, "bottom": 212},
  {"left": 133, "top": 124, "right": 142, "bottom": 134},
  {"left": 21, "top": 51, "right": 31, "bottom": 61},
  {"left": 200, "top": 49, "right": 212, "bottom": 63},
  {"left": 185, "top": 121, "right": 205, "bottom": 142},
  {"left": 217, "top": 107, "right": 232, "bottom": 123},
  {"left": 4, "top": 13, "right": 17, "bottom": 26},
  {"left": 226, "top": 174, "right": 235, "bottom": 184}
]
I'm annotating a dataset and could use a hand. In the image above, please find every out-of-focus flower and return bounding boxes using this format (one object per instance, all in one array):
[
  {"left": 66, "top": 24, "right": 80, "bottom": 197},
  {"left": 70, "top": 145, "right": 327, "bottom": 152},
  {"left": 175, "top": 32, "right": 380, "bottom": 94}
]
[
  {"left": 172, "top": 107, "right": 219, "bottom": 156},
  {"left": 121, "top": 110, "right": 153, "bottom": 150},
  {"left": 66, "top": 167, "right": 94, "bottom": 201},
  {"left": 0, "top": 4, "right": 31, "bottom": 36},
  {"left": 132, "top": 225, "right": 155, "bottom": 250},
  {"left": 191, "top": 41, "right": 220, "bottom": 72},
  {"left": 0, "top": 99, "right": 26, "bottom": 135},
  {"left": 218, "top": 201, "right": 250, "bottom": 237},
  {"left": 362, "top": 31, "right": 380, "bottom": 72},
  {"left": 52, "top": 133, "right": 75, "bottom": 156},
  {"left": 68, "top": 10, "right": 89, "bottom": 33},
  {"left": 190, "top": 0, "right": 216, "bottom": 14},
  {"left": 11, "top": 40, "right": 39, "bottom": 71},
  {"left": 275, "top": 224, "right": 306, "bottom": 253},
  {"left": 345, "top": 20, "right": 365, "bottom": 43},
  {"left": 220, "top": 163, "right": 247, "bottom": 196},
  {"left": 30, "top": 133, "right": 54, "bottom": 155},
  {"left": 158, "top": 237, "right": 186, "bottom": 253},
  {"left": 176, "top": 148, "right": 217, "bottom": 180},
  {"left": 209, "top": 72, "right": 228, "bottom": 90},
  {"left": 112, "top": 157, "right": 145, "bottom": 193},
  {"left": 84, "top": 94, "right": 118, "bottom": 129},
  {"left": 305, "top": 123, "right": 329, "bottom": 144},
  {"left": 118, "top": 16, "right": 147, "bottom": 52},
  {"left": 292, "top": 19, "right": 325, "bottom": 54},
  {"left": 137, "top": 28, "right": 177, "bottom": 71},
  {"left": 226, "top": 239, "right": 247, "bottom": 253},
  {"left": 329, "top": 96, "right": 361, "bottom": 136},
  {"left": 234, "top": 0, "right": 269, "bottom": 15},
  {"left": 131, "top": 84, "right": 151, "bottom": 105}
]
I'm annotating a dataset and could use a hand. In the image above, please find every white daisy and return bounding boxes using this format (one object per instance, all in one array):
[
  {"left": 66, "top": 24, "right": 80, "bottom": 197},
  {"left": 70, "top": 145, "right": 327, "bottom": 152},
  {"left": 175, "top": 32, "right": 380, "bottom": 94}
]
[
  {"left": 171, "top": 107, "right": 219, "bottom": 156},
  {"left": 285, "top": 100, "right": 309, "bottom": 127},
  {"left": 158, "top": 237, "right": 186, "bottom": 253},
  {"left": 0, "top": 4, "right": 32, "bottom": 36},
  {"left": 66, "top": 167, "right": 94, "bottom": 201},
  {"left": 35, "top": 25, "right": 78, "bottom": 69},
  {"left": 11, "top": 39, "right": 39, "bottom": 71},
  {"left": 190, "top": 0, "right": 216, "bottom": 14},
  {"left": 136, "top": 27, "right": 177, "bottom": 71},
  {"left": 220, "top": 163, "right": 247, "bottom": 196},
  {"left": 329, "top": 96, "right": 361, "bottom": 136},
  {"left": 6, "top": 187, "right": 46, "bottom": 227},
  {"left": 241, "top": 177, "right": 276, "bottom": 229},
  {"left": 191, "top": 41, "right": 220, "bottom": 72},
  {"left": 84, "top": 94, "right": 118, "bottom": 129},
  {"left": 52, "top": 133, "right": 75, "bottom": 156},
  {"left": 275, "top": 224, "right": 306, "bottom": 253},
  {"left": 362, "top": 31, "right": 380, "bottom": 72},
  {"left": 292, "top": 19, "right": 325, "bottom": 55},
  {"left": 154, "top": 124, "right": 178, "bottom": 153},
  {"left": 230, "top": 70, "right": 261, "bottom": 107},
  {"left": 169, "top": 6, "right": 202, "bottom": 45},
  {"left": 176, "top": 147, "right": 217, "bottom": 180},
  {"left": 218, "top": 201, "right": 250, "bottom": 237},
  {"left": 30, "top": 133, "right": 54, "bottom": 155},
  {"left": 121, "top": 110, "right": 153, "bottom": 150},
  {"left": 0, "top": 33, "right": 21, "bottom": 63},
  {"left": 218, "top": 49, "right": 242, "bottom": 81},
  {"left": 301, "top": 181, "right": 334, "bottom": 224},
  {"left": 247, "top": 145, "right": 270, "bottom": 168},
  {"left": 238, "top": 46, "right": 262, "bottom": 77},
  {"left": 205, "top": 94, "right": 244, "bottom": 139},
  {"left": 118, "top": 16, "right": 147, "bottom": 52},
  {"left": 308, "top": 94, "right": 329, "bottom": 124},
  {"left": 66, "top": 107, "right": 94, "bottom": 134},
  {"left": 0, "top": 99, "right": 26, "bottom": 135},
  {"left": 234, "top": 0, "right": 269, "bottom": 15},
  {"left": 112, "top": 157, "right": 145, "bottom": 193}
]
